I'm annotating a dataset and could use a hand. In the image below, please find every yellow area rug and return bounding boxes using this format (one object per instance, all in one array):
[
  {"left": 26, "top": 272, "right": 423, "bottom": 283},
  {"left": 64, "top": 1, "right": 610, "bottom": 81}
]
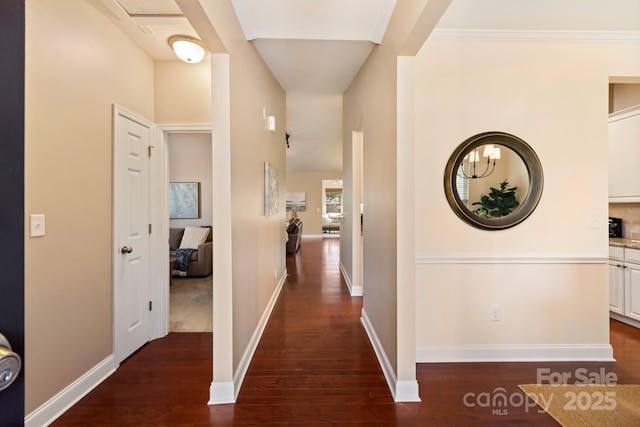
[{"left": 519, "top": 384, "right": 640, "bottom": 427}]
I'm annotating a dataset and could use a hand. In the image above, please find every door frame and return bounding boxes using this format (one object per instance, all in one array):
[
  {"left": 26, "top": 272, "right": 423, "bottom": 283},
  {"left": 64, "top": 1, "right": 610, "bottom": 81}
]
[
  {"left": 157, "top": 124, "right": 212, "bottom": 335},
  {"left": 0, "top": 0, "right": 25, "bottom": 423},
  {"left": 112, "top": 107, "right": 212, "bottom": 362},
  {"left": 351, "top": 130, "right": 364, "bottom": 296}
]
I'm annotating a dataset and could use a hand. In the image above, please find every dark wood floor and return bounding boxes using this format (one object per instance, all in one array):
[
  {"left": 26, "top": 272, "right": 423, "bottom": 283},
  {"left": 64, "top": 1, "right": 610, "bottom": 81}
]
[{"left": 52, "top": 238, "right": 640, "bottom": 426}]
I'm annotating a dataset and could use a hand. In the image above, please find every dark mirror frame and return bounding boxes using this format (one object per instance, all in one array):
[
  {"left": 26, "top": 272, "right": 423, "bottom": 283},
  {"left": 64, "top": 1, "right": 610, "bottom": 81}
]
[{"left": 444, "top": 131, "right": 544, "bottom": 230}]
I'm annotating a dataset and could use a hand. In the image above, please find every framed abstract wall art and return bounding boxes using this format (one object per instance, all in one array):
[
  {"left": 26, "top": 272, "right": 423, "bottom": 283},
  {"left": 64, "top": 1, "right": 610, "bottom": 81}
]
[
  {"left": 169, "top": 182, "right": 201, "bottom": 219},
  {"left": 264, "top": 162, "right": 279, "bottom": 216}
]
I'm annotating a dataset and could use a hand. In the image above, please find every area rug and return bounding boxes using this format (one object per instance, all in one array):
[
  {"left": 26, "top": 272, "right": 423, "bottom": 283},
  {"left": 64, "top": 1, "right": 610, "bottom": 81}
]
[
  {"left": 169, "top": 275, "right": 212, "bottom": 333},
  {"left": 519, "top": 384, "right": 640, "bottom": 427}
]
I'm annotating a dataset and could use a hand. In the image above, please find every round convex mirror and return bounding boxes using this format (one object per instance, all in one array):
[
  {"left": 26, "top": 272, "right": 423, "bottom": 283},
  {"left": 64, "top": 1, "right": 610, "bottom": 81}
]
[{"left": 443, "top": 131, "right": 543, "bottom": 230}]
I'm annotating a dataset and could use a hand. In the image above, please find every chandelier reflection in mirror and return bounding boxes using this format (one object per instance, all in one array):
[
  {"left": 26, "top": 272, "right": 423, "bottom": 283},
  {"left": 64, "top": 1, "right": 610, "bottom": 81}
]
[
  {"left": 457, "top": 145, "right": 501, "bottom": 179},
  {"left": 444, "top": 131, "right": 543, "bottom": 231}
]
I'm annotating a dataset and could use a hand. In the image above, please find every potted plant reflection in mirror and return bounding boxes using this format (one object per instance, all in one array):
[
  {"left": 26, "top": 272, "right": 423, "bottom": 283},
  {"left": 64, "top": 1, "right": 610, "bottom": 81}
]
[{"left": 471, "top": 179, "right": 519, "bottom": 218}]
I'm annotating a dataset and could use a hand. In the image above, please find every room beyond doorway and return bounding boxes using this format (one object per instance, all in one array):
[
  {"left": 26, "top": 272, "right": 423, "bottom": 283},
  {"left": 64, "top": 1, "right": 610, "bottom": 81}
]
[
  {"left": 322, "top": 179, "right": 343, "bottom": 236},
  {"left": 167, "top": 131, "right": 213, "bottom": 333}
]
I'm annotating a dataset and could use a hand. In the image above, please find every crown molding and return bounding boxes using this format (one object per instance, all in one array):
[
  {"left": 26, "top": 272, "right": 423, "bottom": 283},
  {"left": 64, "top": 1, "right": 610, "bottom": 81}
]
[{"left": 429, "top": 29, "right": 640, "bottom": 43}]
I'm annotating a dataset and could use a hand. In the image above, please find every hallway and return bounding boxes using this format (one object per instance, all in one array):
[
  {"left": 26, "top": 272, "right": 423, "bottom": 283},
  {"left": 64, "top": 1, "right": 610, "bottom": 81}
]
[{"left": 52, "top": 238, "right": 640, "bottom": 426}]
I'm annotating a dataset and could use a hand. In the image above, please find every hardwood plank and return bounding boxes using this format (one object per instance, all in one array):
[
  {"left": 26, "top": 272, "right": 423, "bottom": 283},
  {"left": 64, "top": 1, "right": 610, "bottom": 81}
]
[{"left": 52, "top": 238, "right": 640, "bottom": 426}]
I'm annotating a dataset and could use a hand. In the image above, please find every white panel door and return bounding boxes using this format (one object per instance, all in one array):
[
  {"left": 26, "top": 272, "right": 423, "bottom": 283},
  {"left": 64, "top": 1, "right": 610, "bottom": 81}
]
[{"left": 114, "top": 107, "right": 151, "bottom": 363}]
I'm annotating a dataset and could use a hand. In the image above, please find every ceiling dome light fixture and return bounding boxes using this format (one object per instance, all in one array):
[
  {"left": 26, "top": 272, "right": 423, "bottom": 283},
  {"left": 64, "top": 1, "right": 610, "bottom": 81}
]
[{"left": 168, "top": 35, "right": 206, "bottom": 63}]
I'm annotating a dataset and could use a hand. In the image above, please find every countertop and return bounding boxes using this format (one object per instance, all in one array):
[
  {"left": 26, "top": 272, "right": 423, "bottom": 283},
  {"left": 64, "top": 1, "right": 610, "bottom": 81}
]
[{"left": 609, "top": 238, "right": 640, "bottom": 250}]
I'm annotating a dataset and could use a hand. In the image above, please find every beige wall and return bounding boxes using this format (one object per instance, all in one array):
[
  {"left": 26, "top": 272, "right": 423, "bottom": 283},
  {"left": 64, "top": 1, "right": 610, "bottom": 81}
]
[
  {"left": 190, "top": 0, "right": 287, "bottom": 381},
  {"left": 286, "top": 171, "right": 343, "bottom": 235},
  {"left": 414, "top": 35, "right": 640, "bottom": 356},
  {"left": 155, "top": 59, "right": 212, "bottom": 123},
  {"left": 25, "top": 0, "right": 155, "bottom": 413},
  {"left": 343, "top": 0, "right": 430, "bottom": 380},
  {"left": 168, "top": 133, "right": 213, "bottom": 228}
]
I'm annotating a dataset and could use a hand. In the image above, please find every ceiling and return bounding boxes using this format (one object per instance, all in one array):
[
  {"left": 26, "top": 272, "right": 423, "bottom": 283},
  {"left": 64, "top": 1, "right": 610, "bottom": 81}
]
[{"left": 93, "top": 0, "right": 640, "bottom": 171}]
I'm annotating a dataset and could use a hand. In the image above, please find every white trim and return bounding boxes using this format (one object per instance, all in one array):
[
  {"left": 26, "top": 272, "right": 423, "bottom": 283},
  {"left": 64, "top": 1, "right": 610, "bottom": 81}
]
[
  {"left": 340, "top": 261, "right": 363, "bottom": 296},
  {"left": 609, "top": 104, "right": 640, "bottom": 123},
  {"left": 611, "top": 312, "right": 640, "bottom": 329},
  {"left": 361, "top": 309, "right": 420, "bottom": 402},
  {"left": 350, "top": 131, "right": 364, "bottom": 296},
  {"left": 149, "top": 125, "right": 168, "bottom": 341},
  {"left": 371, "top": 0, "right": 398, "bottom": 44},
  {"left": 208, "top": 381, "right": 235, "bottom": 405},
  {"left": 153, "top": 124, "right": 212, "bottom": 339},
  {"left": 229, "top": 272, "right": 287, "bottom": 401},
  {"left": 395, "top": 380, "right": 421, "bottom": 402},
  {"left": 361, "top": 309, "right": 397, "bottom": 399},
  {"left": 322, "top": 233, "right": 340, "bottom": 239},
  {"left": 416, "top": 254, "right": 607, "bottom": 264},
  {"left": 429, "top": 29, "right": 640, "bottom": 43},
  {"left": 396, "top": 55, "right": 419, "bottom": 402},
  {"left": 211, "top": 53, "right": 234, "bottom": 406},
  {"left": 157, "top": 124, "right": 212, "bottom": 132},
  {"left": 229, "top": 0, "right": 256, "bottom": 40},
  {"left": 208, "top": 270, "right": 286, "bottom": 405},
  {"left": 302, "top": 234, "right": 325, "bottom": 239},
  {"left": 25, "top": 355, "right": 117, "bottom": 427},
  {"left": 96, "top": 0, "right": 134, "bottom": 24},
  {"left": 610, "top": 196, "right": 640, "bottom": 203},
  {"left": 417, "top": 344, "right": 614, "bottom": 363}
]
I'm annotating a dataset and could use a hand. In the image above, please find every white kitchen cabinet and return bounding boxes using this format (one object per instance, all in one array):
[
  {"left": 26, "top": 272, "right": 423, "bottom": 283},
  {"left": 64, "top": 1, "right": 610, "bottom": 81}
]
[
  {"left": 609, "top": 246, "right": 625, "bottom": 314},
  {"left": 624, "top": 248, "right": 640, "bottom": 322},
  {"left": 610, "top": 246, "right": 640, "bottom": 327},
  {"left": 609, "top": 105, "right": 640, "bottom": 202},
  {"left": 609, "top": 260, "right": 625, "bottom": 315}
]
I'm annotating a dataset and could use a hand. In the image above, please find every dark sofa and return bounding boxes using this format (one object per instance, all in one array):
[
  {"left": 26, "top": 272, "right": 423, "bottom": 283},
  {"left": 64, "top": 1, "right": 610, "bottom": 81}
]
[
  {"left": 286, "top": 219, "right": 303, "bottom": 254},
  {"left": 170, "top": 227, "right": 213, "bottom": 277}
]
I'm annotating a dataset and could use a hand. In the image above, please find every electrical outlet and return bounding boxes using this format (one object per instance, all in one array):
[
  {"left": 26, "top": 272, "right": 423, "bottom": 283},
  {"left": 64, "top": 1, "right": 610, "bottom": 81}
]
[
  {"left": 490, "top": 305, "right": 501, "bottom": 321},
  {"left": 274, "top": 268, "right": 278, "bottom": 279}
]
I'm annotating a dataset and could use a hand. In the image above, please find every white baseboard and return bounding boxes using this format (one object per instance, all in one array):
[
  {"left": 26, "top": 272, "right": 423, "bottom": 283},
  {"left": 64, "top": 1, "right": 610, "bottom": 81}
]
[
  {"left": 209, "top": 272, "right": 287, "bottom": 405},
  {"left": 339, "top": 262, "right": 363, "bottom": 296},
  {"left": 610, "top": 312, "right": 640, "bottom": 329},
  {"left": 322, "top": 234, "right": 340, "bottom": 238},
  {"left": 395, "top": 380, "right": 421, "bottom": 402},
  {"left": 360, "top": 309, "right": 420, "bottom": 402},
  {"left": 417, "top": 344, "right": 615, "bottom": 363},
  {"left": 208, "top": 381, "right": 235, "bottom": 405},
  {"left": 25, "top": 355, "right": 117, "bottom": 427},
  {"left": 301, "top": 234, "right": 323, "bottom": 239}
]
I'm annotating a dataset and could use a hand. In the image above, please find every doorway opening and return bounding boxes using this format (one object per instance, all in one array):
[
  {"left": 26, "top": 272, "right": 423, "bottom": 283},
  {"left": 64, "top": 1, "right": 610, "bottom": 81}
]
[
  {"left": 322, "top": 179, "right": 343, "bottom": 236},
  {"left": 167, "top": 132, "right": 213, "bottom": 333}
]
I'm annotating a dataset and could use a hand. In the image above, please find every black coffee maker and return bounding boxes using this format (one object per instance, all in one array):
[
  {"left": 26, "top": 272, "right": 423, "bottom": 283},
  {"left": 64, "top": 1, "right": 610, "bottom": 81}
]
[{"left": 609, "top": 217, "right": 623, "bottom": 238}]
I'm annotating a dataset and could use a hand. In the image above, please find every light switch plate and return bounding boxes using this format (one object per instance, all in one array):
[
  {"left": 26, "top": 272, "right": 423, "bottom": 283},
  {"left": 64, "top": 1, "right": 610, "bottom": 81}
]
[
  {"left": 267, "top": 115, "right": 276, "bottom": 132},
  {"left": 30, "top": 214, "right": 45, "bottom": 237}
]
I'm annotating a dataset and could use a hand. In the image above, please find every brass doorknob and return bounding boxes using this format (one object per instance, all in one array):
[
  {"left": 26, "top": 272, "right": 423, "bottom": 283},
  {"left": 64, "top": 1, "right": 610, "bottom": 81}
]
[{"left": 121, "top": 246, "right": 133, "bottom": 254}]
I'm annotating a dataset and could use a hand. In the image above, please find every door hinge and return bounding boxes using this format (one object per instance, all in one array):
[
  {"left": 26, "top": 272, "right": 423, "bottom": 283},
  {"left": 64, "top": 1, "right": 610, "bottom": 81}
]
[
  {"left": 149, "top": 301, "right": 152, "bottom": 311},
  {"left": 149, "top": 223, "right": 152, "bottom": 234},
  {"left": 148, "top": 145, "right": 155, "bottom": 158}
]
